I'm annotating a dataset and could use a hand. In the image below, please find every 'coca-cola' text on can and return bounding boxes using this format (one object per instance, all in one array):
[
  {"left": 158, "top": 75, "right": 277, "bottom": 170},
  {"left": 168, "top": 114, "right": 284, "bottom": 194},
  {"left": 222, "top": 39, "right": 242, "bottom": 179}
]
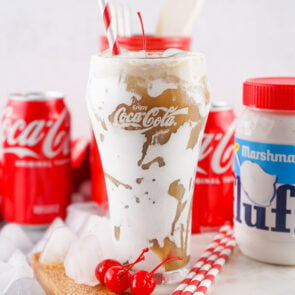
[
  {"left": 0, "top": 92, "right": 72, "bottom": 226},
  {"left": 192, "top": 102, "right": 235, "bottom": 233}
]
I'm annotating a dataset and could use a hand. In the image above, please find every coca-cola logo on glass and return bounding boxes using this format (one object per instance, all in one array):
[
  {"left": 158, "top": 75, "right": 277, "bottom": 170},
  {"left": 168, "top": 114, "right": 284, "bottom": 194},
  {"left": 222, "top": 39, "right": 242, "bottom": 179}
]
[
  {"left": 0, "top": 107, "right": 70, "bottom": 159},
  {"left": 111, "top": 105, "right": 189, "bottom": 131}
]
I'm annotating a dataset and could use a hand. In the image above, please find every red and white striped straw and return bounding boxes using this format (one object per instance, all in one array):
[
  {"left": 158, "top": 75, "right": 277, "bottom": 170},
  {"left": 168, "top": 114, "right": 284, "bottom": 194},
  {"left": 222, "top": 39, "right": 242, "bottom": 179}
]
[
  {"left": 172, "top": 224, "right": 232, "bottom": 295},
  {"left": 189, "top": 238, "right": 236, "bottom": 295},
  {"left": 98, "top": 0, "right": 121, "bottom": 55},
  {"left": 180, "top": 236, "right": 235, "bottom": 295}
]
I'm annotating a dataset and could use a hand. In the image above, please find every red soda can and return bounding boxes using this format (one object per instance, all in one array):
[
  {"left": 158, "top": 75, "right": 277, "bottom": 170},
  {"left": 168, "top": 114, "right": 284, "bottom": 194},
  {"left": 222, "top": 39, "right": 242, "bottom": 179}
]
[
  {"left": 192, "top": 102, "right": 236, "bottom": 233},
  {"left": 0, "top": 92, "right": 72, "bottom": 226},
  {"left": 71, "top": 138, "right": 91, "bottom": 202}
]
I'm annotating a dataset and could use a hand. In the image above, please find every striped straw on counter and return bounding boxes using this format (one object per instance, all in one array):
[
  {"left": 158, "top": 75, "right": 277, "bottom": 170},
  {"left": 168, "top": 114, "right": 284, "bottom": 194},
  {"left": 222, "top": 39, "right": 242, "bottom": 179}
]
[
  {"left": 172, "top": 224, "right": 232, "bottom": 295},
  {"left": 191, "top": 238, "right": 236, "bottom": 295},
  {"left": 172, "top": 223, "right": 235, "bottom": 295}
]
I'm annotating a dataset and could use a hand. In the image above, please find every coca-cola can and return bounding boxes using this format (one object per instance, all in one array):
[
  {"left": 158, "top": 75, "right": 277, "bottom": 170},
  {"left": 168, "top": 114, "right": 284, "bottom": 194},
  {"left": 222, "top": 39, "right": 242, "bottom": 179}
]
[
  {"left": 71, "top": 138, "right": 91, "bottom": 202},
  {"left": 0, "top": 92, "right": 72, "bottom": 226},
  {"left": 192, "top": 101, "right": 236, "bottom": 233}
]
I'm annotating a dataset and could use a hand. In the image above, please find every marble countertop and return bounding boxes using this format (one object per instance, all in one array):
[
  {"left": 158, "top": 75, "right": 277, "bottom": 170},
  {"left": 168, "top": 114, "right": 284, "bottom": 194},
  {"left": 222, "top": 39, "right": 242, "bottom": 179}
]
[{"left": 156, "top": 233, "right": 295, "bottom": 295}]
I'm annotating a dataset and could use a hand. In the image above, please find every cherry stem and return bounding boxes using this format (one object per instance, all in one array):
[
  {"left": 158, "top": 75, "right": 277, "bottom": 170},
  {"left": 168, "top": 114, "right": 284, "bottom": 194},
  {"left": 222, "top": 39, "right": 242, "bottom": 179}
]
[
  {"left": 150, "top": 256, "right": 183, "bottom": 275},
  {"left": 122, "top": 248, "right": 149, "bottom": 275},
  {"left": 137, "top": 11, "right": 146, "bottom": 51}
]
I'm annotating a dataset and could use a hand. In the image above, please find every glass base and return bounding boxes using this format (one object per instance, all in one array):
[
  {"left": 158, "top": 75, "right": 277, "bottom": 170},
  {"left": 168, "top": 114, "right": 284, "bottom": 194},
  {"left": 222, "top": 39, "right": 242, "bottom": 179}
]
[{"left": 153, "top": 264, "right": 190, "bottom": 285}]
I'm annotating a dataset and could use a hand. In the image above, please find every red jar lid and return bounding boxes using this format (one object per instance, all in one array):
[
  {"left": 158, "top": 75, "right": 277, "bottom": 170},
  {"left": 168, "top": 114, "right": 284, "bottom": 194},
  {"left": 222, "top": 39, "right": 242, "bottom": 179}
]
[
  {"left": 99, "top": 35, "right": 191, "bottom": 52},
  {"left": 243, "top": 77, "right": 295, "bottom": 110}
]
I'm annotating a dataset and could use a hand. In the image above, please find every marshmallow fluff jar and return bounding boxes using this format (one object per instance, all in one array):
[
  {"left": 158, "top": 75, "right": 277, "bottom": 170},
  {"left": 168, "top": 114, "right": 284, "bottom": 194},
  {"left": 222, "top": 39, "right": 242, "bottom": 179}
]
[
  {"left": 234, "top": 77, "right": 295, "bottom": 265},
  {"left": 86, "top": 49, "right": 210, "bottom": 283}
]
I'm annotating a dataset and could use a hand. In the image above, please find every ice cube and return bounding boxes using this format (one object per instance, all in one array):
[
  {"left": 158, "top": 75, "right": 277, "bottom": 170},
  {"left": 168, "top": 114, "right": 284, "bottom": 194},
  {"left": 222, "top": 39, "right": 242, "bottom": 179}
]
[
  {"left": 8, "top": 249, "right": 33, "bottom": 279},
  {"left": 39, "top": 226, "right": 77, "bottom": 265},
  {"left": 5, "top": 278, "right": 45, "bottom": 295},
  {"left": 0, "top": 237, "right": 17, "bottom": 261},
  {"left": 0, "top": 261, "right": 13, "bottom": 274},
  {"left": 78, "top": 214, "right": 107, "bottom": 237},
  {"left": 44, "top": 217, "right": 66, "bottom": 239},
  {"left": 0, "top": 224, "right": 33, "bottom": 254},
  {"left": 65, "top": 202, "right": 102, "bottom": 233},
  {"left": 78, "top": 214, "right": 115, "bottom": 259},
  {"left": 29, "top": 218, "right": 66, "bottom": 256},
  {"left": 0, "top": 261, "right": 14, "bottom": 293},
  {"left": 241, "top": 160, "right": 277, "bottom": 206},
  {"left": 64, "top": 235, "right": 103, "bottom": 286},
  {"left": 0, "top": 250, "right": 35, "bottom": 294}
]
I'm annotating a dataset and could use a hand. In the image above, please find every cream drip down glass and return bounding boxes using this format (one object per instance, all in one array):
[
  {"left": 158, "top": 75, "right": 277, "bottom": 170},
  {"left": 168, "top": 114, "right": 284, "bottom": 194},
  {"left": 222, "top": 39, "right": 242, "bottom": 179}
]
[{"left": 86, "top": 49, "right": 210, "bottom": 283}]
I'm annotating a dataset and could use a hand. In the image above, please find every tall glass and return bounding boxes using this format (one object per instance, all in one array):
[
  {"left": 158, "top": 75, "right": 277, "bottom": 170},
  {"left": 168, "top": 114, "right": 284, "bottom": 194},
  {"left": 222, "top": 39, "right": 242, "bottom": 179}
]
[{"left": 86, "top": 50, "right": 210, "bottom": 283}]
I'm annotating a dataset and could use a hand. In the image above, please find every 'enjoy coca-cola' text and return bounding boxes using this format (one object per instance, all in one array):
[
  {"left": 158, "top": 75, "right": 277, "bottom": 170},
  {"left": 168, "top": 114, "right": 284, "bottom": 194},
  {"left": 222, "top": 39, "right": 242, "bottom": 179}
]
[{"left": 111, "top": 105, "right": 189, "bottom": 131}]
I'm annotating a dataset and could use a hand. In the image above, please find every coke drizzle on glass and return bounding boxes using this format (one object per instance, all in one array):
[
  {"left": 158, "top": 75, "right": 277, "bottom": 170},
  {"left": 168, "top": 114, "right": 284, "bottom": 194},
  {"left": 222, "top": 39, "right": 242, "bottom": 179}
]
[
  {"left": 0, "top": 92, "right": 72, "bottom": 226},
  {"left": 192, "top": 102, "right": 235, "bottom": 233},
  {"left": 92, "top": 35, "right": 191, "bottom": 209}
]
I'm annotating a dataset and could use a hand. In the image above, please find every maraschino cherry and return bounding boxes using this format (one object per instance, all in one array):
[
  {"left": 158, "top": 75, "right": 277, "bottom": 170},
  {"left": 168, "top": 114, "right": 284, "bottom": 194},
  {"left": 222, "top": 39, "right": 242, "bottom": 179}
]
[
  {"left": 103, "top": 248, "right": 149, "bottom": 294},
  {"left": 104, "top": 265, "right": 131, "bottom": 294},
  {"left": 130, "top": 256, "right": 183, "bottom": 295},
  {"left": 95, "top": 259, "right": 122, "bottom": 284}
]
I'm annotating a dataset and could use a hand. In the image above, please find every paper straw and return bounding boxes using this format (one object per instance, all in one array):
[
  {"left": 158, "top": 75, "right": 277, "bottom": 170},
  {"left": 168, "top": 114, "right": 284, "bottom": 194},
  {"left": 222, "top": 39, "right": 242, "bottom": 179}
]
[
  {"left": 189, "top": 238, "right": 236, "bottom": 295},
  {"left": 98, "top": 0, "right": 121, "bottom": 55},
  {"left": 181, "top": 233, "right": 234, "bottom": 295},
  {"left": 181, "top": 236, "right": 235, "bottom": 295},
  {"left": 172, "top": 224, "right": 232, "bottom": 295}
]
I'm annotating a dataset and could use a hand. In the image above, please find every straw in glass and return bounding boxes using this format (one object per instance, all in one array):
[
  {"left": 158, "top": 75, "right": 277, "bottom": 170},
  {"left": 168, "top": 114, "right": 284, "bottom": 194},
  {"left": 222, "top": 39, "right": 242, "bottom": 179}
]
[{"left": 97, "top": 0, "right": 121, "bottom": 55}]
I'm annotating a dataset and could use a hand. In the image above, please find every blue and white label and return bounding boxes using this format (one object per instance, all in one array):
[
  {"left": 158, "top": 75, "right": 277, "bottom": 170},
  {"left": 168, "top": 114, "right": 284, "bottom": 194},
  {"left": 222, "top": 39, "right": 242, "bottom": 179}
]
[{"left": 234, "top": 138, "right": 295, "bottom": 234}]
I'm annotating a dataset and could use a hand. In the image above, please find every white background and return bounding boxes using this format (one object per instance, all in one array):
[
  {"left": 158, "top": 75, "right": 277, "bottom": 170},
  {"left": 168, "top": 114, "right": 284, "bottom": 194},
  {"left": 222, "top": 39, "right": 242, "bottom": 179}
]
[{"left": 0, "top": 0, "right": 295, "bottom": 138}]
